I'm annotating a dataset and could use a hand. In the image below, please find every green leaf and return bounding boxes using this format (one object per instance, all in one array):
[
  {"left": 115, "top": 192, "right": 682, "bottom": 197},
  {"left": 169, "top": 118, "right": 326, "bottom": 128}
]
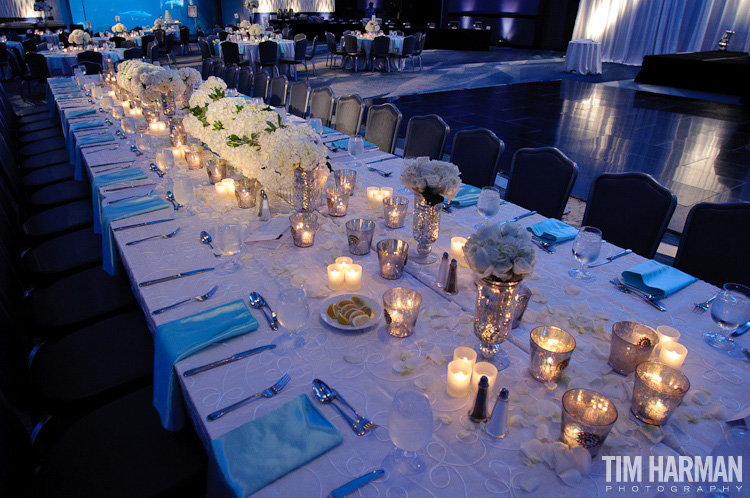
[{"left": 213, "top": 121, "right": 224, "bottom": 131}]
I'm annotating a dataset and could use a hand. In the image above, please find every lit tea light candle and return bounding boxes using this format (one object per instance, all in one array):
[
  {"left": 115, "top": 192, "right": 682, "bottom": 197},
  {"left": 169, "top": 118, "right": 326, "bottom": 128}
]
[
  {"left": 561, "top": 388, "right": 618, "bottom": 456},
  {"left": 447, "top": 360, "right": 472, "bottom": 397},
  {"left": 630, "top": 362, "right": 690, "bottom": 426},
  {"left": 658, "top": 342, "right": 687, "bottom": 369},
  {"left": 149, "top": 121, "right": 168, "bottom": 135},
  {"left": 327, "top": 264, "right": 345, "bottom": 290},
  {"left": 471, "top": 362, "right": 498, "bottom": 394},
  {"left": 129, "top": 107, "right": 143, "bottom": 117},
  {"left": 214, "top": 178, "right": 235, "bottom": 199},
  {"left": 529, "top": 326, "right": 576, "bottom": 383},
  {"left": 653, "top": 325, "right": 680, "bottom": 357},
  {"left": 450, "top": 237, "right": 468, "bottom": 267},
  {"left": 335, "top": 256, "right": 353, "bottom": 269},
  {"left": 171, "top": 146, "right": 185, "bottom": 162},
  {"left": 344, "top": 264, "right": 362, "bottom": 291},
  {"left": 289, "top": 212, "right": 318, "bottom": 248},
  {"left": 453, "top": 346, "right": 477, "bottom": 369},
  {"left": 185, "top": 146, "right": 204, "bottom": 170},
  {"left": 366, "top": 186, "right": 393, "bottom": 206},
  {"left": 121, "top": 101, "right": 131, "bottom": 111}
]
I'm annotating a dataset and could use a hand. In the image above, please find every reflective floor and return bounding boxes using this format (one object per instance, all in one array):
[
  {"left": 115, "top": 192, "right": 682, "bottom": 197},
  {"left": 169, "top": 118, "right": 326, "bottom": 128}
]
[{"left": 369, "top": 80, "right": 750, "bottom": 233}]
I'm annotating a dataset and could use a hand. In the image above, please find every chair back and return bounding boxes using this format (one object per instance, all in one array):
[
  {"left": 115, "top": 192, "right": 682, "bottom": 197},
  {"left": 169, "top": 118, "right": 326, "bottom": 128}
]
[
  {"left": 212, "top": 60, "right": 224, "bottom": 77},
  {"left": 153, "top": 28, "right": 166, "bottom": 45},
  {"left": 674, "top": 202, "right": 750, "bottom": 287},
  {"left": 582, "top": 172, "right": 676, "bottom": 259},
  {"left": 451, "top": 128, "right": 504, "bottom": 188},
  {"left": 400, "top": 36, "right": 416, "bottom": 56},
  {"left": 222, "top": 63, "right": 238, "bottom": 88},
  {"left": 165, "top": 33, "right": 174, "bottom": 52},
  {"left": 372, "top": 36, "right": 390, "bottom": 57},
  {"left": 77, "top": 50, "right": 103, "bottom": 65},
  {"left": 259, "top": 40, "right": 279, "bottom": 64},
  {"left": 222, "top": 41, "right": 240, "bottom": 65},
  {"left": 179, "top": 26, "right": 190, "bottom": 43},
  {"left": 237, "top": 67, "right": 253, "bottom": 96},
  {"left": 310, "top": 86, "right": 334, "bottom": 126},
  {"left": 506, "top": 147, "right": 578, "bottom": 220},
  {"left": 334, "top": 94, "right": 364, "bottom": 136},
  {"left": 141, "top": 34, "right": 154, "bottom": 49},
  {"left": 79, "top": 60, "right": 102, "bottom": 75},
  {"left": 110, "top": 36, "right": 125, "bottom": 48},
  {"left": 325, "top": 32, "right": 337, "bottom": 54},
  {"left": 403, "top": 114, "right": 449, "bottom": 160},
  {"left": 22, "top": 38, "right": 36, "bottom": 53},
  {"left": 36, "top": 43, "right": 48, "bottom": 52},
  {"left": 146, "top": 41, "right": 159, "bottom": 63},
  {"left": 365, "top": 103, "right": 402, "bottom": 154},
  {"left": 268, "top": 75, "right": 289, "bottom": 107},
  {"left": 121, "top": 40, "right": 136, "bottom": 49},
  {"left": 307, "top": 35, "right": 318, "bottom": 58},
  {"left": 25, "top": 52, "right": 50, "bottom": 80},
  {"left": 199, "top": 38, "right": 212, "bottom": 59},
  {"left": 292, "top": 38, "right": 307, "bottom": 61},
  {"left": 201, "top": 57, "right": 213, "bottom": 79},
  {"left": 253, "top": 72, "right": 270, "bottom": 100},
  {"left": 343, "top": 35, "right": 358, "bottom": 55},
  {"left": 123, "top": 47, "right": 142, "bottom": 60},
  {"left": 7, "top": 31, "right": 19, "bottom": 42},
  {"left": 288, "top": 81, "right": 311, "bottom": 118},
  {"left": 414, "top": 33, "right": 426, "bottom": 54},
  {"left": 294, "top": 33, "right": 306, "bottom": 42},
  {"left": 218, "top": 30, "right": 229, "bottom": 41}
]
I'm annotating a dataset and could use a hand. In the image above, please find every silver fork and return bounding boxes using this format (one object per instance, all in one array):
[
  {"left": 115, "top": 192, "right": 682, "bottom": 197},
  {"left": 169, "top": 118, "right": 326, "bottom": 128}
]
[
  {"left": 207, "top": 373, "right": 291, "bottom": 421},
  {"left": 366, "top": 166, "right": 392, "bottom": 177},
  {"left": 693, "top": 295, "right": 716, "bottom": 314},
  {"left": 126, "top": 227, "right": 181, "bottom": 246},
  {"left": 332, "top": 388, "right": 377, "bottom": 431}
]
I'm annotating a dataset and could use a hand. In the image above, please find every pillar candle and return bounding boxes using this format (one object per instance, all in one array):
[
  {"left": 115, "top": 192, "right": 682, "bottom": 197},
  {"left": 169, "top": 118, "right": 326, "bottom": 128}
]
[
  {"left": 453, "top": 347, "right": 477, "bottom": 369},
  {"left": 450, "top": 237, "right": 468, "bottom": 267},
  {"left": 447, "top": 360, "right": 472, "bottom": 397},
  {"left": 344, "top": 264, "right": 362, "bottom": 291},
  {"left": 471, "top": 362, "right": 498, "bottom": 394},
  {"left": 658, "top": 342, "right": 687, "bottom": 369},
  {"left": 327, "top": 264, "right": 345, "bottom": 290}
]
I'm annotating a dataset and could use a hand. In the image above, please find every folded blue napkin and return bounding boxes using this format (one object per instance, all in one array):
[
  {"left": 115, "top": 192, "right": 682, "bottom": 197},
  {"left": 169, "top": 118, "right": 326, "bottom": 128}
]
[
  {"left": 622, "top": 260, "right": 698, "bottom": 298},
  {"left": 56, "top": 92, "right": 85, "bottom": 100},
  {"left": 448, "top": 184, "right": 481, "bottom": 207},
  {"left": 71, "top": 132, "right": 115, "bottom": 181},
  {"left": 321, "top": 125, "right": 336, "bottom": 134},
  {"left": 331, "top": 138, "right": 376, "bottom": 150},
  {"left": 66, "top": 120, "right": 104, "bottom": 148},
  {"left": 208, "top": 394, "right": 343, "bottom": 498},
  {"left": 66, "top": 108, "right": 96, "bottom": 119},
  {"left": 527, "top": 219, "right": 578, "bottom": 242},
  {"left": 48, "top": 77, "right": 75, "bottom": 87},
  {"left": 153, "top": 300, "right": 259, "bottom": 431},
  {"left": 101, "top": 195, "right": 170, "bottom": 275},
  {"left": 92, "top": 167, "right": 149, "bottom": 233}
]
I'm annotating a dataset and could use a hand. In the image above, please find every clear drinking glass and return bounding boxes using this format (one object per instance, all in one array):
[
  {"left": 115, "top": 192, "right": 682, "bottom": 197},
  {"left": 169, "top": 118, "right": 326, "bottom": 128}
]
[
  {"left": 703, "top": 283, "right": 750, "bottom": 357},
  {"left": 474, "top": 186, "right": 501, "bottom": 228},
  {"left": 348, "top": 136, "right": 365, "bottom": 158},
  {"left": 568, "top": 226, "right": 602, "bottom": 281},
  {"left": 276, "top": 287, "right": 310, "bottom": 332},
  {"left": 218, "top": 222, "right": 242, "bottom": 256},
  {"left": 172, "top": 177, "right": 195, "bottom": 206},
  {"left": 309, "top": 118, "right": 323, "bottom": 134},
  {"left": 135, "top": 132, "right": 151, "bottom": 151},
  {"left": 388, "top": 387, "right": 434, "bottom": 475}
]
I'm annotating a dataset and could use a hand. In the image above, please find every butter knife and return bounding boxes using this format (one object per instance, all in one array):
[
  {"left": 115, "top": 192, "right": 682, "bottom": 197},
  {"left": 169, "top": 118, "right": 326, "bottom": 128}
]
[
  {"left": 139, "top": 268, "right": 215, "bottom": 287},
  {"left": 182, "top": 344, "right": 276, "bottom": 377},
  {"left": 588, "top": 249, "right": 633, "bottom": 268},
  {"left": 609, "top": 279, "right": 666, "bottom": 312},
  {"left": 329, "top": 470, "right": 384, "bottom": 498},
  {"left": 499, "top": 210, "right": 535, "bottom": 225},
  {"left": 113, "top": 218, "right": 174, "bottom": 231}
]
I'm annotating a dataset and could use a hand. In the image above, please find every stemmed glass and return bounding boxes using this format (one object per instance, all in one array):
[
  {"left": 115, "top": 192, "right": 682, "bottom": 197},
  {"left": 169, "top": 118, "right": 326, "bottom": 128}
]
[
  {"left": 568, "top": 226, "right": 601, "bottom": 281},
  {"left": 348, "top": 136, "right": 365, "bottom": 160},
  {"left": 474, "top": 186, "right": 501, "bottom": 228},
  {"left": 387, "top": 387, "right": 434, "bottom": 475},
  {"left": 703, "top": 283, "right": 750, "bottom": 358}
]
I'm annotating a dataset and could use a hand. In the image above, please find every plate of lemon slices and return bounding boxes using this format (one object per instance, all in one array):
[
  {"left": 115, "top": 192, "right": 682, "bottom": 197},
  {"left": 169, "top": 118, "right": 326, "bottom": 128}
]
[{"left": 320, "top": 294, "right": 382, "bottom": 331}]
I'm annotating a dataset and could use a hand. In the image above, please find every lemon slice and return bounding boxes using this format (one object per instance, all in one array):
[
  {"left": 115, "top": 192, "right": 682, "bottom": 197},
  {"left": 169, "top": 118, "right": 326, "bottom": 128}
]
[
  {"left": 343, "top": 308, "right": 361, "bottom": 321},
  {"left": 351, "top": 296, "right": 364, "bottom": 306},
  {"left": 360, "top": 305, "right": 374, "bottom": 318},
  {"left": 337, "top": 314, "right": 350, "bottom": 325},
  {"left": 327, "top": 304, "right": 336, "bottom": 318},
  {"left": 352, "top": 314, "right": 370, "bottom": 326},
  {"left": 340, "top": 304, "right": 358, "bottom": 317},
  {"left": 337, "top": 298, "right": 354, "bottom": 309}
]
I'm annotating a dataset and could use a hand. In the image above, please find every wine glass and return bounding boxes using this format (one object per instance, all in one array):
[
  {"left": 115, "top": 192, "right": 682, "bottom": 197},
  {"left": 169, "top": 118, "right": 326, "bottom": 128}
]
[
  {"left": 348, "top": 135, "right": 365, "bottom": 159},
  {"left": 387, "top": 387, "right": 434, "bottom": 475},
  {"left": 568, "top": 226, "right": 601, "bottom": 281},
  {"left": 703, "top": 283, "right": 750, "bottom": 358},
  {"left": 474, "top": 186, "right": 501, "bottom": 228},
  {"left": 276, "top": 287, "right": 310, "bottom": 333}
]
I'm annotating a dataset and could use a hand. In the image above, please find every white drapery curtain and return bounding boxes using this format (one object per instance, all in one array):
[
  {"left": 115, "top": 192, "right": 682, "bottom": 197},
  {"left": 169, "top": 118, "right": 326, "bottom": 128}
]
[{"left": 572, "top": 0, "right": 750, "bottom": 65}]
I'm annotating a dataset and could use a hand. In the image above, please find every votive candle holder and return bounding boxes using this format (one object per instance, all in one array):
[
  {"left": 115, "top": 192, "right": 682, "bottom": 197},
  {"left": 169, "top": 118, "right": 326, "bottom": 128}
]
[
  {"left": 185, "top": 145, "right": 204, "bottom": 170},
  {"left": 382, "top": 287, "right": 422, "bottom": 338},
  {"left": 334, "top": 169, "right": 356, "bottom": 197},
  {"left": 289, "top": 212, "right": 317, "bottom": 248},
  {"left": 453, "top": 347, "right": 477, "bottom": 369},
  {"left": 383, "top": 196, "right": 409, "bottom": 228},
  {"left": 631, "top": 361, "right": 690, "bottom": 426},
  {"left": 609, "top": 321, "right": 659, "bottom": 375},
  {"left": 376, "top": 239, "right": 409, "bottom": 280},
  {"left": 529, "top": 326, "right": 576, "bottom": 383},
  {"left": 346, "top": 218, "right": 375, "bottom": 255},
  {"left": 561, "top": 388, "right": 618, "bottom": 457},
  {"left": 325, "top": 185, "right": 349, "bottom": 217},
  {"left": 206, "top": 154, "right": 227, "bottom": 184},
  {"left": 235, "top": 178, "right": 260, "bottom": 209},
  {"left": 447, "top": 360, "right": 472, "bottom": 397}
]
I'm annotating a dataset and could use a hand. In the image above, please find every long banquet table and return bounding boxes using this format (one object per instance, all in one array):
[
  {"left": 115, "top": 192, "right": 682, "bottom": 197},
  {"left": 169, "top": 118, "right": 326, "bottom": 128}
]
[
  {"left": 49, "top": 76, "right": 750, "bottom": 498},
  {"left": 41, "top": 48, "right": 127, "bottom": 75}
]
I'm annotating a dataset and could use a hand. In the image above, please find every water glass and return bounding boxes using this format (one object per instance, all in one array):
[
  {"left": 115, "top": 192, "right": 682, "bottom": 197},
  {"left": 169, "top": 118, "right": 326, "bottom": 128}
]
[
  {"left": 334, "top": 169, "right": 356, "bottom": 197},
  {"left": 345, "top": 219, "right": 375, "bottom": 255},
  {"left": 348, "top": 136, "right": 365, "bottom": 158},
  {"left": 388, "top": 387, "right": 433, "bottom": 474},
  {"left": 155, "top": 150, "right": 174, "bottom": 171},
  {"left": 120, "top": 117, "right": 136, "bottom": 134},
  {"left": 101, "top": 95, "right": 114, "bottom": 110},
  {"left": 135, "top": 132, "right": 151, "bottom": 151},
  {"left": 383, "top": 196, "right": 409, "bottom": 228},
  {"left": 475, "top": 186, "right": 501, "bottom": 228},
  {"left": 383, "top": 287, "right": 422, "bottom": 338},
  {"left": 218, "top": 222, "right": 243, "bottom": 256},
  {"left": 276, "top": 287, "right": 310, "bottom": 332},
  {"left": 111, "top": 105, "right": 125, "bottom": 119},
  {"left": 704, "top": 283, "right": 750, "bottom": 357},
  {"left": 309, "top": 118, "right": 323, "bottom": 134},
  {"left": 172, "top": 177, "right": 195, "bottom": 206},
  {"left": 377, "top": 239, "right": 409, "bottom": 279},
  {"left": 568, "top": 226, "right": 601, "bottom": 281}
]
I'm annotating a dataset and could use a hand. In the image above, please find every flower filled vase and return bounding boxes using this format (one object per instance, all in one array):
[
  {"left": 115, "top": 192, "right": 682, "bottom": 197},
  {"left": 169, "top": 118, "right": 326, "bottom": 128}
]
[
  {"left": 473, "top": 277, "right": 520, "bottom": 359},
  {"left": 412, "top": 191, "right": 441, "bottom": 264},
  {"left": 160, "top": 91, "right": 176, "bottom": 117}
]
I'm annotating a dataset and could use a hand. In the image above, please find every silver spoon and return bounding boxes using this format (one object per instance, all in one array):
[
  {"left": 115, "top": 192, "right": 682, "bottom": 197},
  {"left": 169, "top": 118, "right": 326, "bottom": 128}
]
[
  {"left": 165, "top": 191, "right": 182, "bottom": 210},
  {"left": 248, "top": 292, "right": 278, "bottom": 330},
  {"left": 200, "top": 231, "right": 221, "bottom": 257},
  {"left": 149, "top": 163, "right": 165, "bottom": 178},
  {"left": 312, "top": 379, "right": 365, "bottom": 436}
]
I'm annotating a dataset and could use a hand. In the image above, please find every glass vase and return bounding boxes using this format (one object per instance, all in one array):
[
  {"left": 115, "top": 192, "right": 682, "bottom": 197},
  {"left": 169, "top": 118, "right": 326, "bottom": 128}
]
[
  {"left": 293, "top": 167, "right": 318, "bottom": 213},
  {"left": 412, "top": 191, "right": 441, "bottom": 264},
  {"left": 474, "top": 277, "right": 520, "bottom": 360},
  {"left": 160, "top": 91, "right": 176, "bottom": 117}
]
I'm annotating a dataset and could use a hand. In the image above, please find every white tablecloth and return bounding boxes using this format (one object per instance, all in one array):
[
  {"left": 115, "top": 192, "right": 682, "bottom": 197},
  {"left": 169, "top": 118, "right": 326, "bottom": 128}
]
[
  {"left": 50, "top": 77, "right": 750, "bottom": 498},
  {"left": 565, "top": 39, "right": 602, "bottom": 75},
  {"left": 339, "top": 35, "right": 404, "bottom": 71},
  {"left": 42, "top": 48, "right": 127, "bottom": 75}
]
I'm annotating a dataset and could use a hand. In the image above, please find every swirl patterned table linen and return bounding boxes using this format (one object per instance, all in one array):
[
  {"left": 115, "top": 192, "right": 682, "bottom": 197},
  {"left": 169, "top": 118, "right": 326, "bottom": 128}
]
[{"left": 49, "top": 77, "right": 750, "bottom": 498}]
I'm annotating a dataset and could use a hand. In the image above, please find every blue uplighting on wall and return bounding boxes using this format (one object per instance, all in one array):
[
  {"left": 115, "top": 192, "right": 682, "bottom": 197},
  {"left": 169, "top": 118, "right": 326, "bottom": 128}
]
[{"left": 66, "top": 0, "right": 218, "bottom": 34}]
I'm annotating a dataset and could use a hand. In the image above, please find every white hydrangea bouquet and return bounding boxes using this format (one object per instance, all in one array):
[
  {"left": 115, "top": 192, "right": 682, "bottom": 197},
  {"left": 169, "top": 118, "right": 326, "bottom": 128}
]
[
  {"left": 154, "top": 18, "right": 165, "bottom": 28},
  {"left": 68, "top": 29, "right": 91, "bottom": 46},
  {"left": 112, "top": 23, "right": 126, "bottom": 33},
  {"left": 400, "top": 156, "right": 461, "bottom": 206},
  {"left": 140, "top": 68, "right": 186, "bottom": 103},
  {"left": 244, "top": 0, "right": 259, "bottom": 8},
  {"left": 240, "top": 20, "right": 251, "bottom": 28},
  {"left": 178, "top": 67, "right": 201, "bottom": 88},
  {"left": 463, "top": 223, "right": 536, "bottom": 282},
  {"left": 249, "top": 23, "right": 264, "bottom": 36},
  {"left": 365, "top": 17, "right": 380, "bottom": 33},
  {"left": 115, "top": 60, "right": 163, "bottom": 101}
]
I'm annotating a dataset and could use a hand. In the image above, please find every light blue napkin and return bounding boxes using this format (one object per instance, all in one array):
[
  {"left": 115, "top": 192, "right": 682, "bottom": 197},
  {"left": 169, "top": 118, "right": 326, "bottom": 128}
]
[
  {"left": 527, "top": 219, "right": 578, "bottom": 242},
  {"left": 101, "top": 195, "right": 170, "bottom": 275},
  {"left": 56, "top": 91, "right": 85, "bottom": 100},
  {"left": 66, "top": 119, "right": 104, "bottom": 148},
  {"left": 92, "top": 167, "right": 149, "bottom": 233},
  {"left": 331, "top": 138, "right": 376, "bottom": 150},
  {"left": 208, "top": 394, "right": 343, "bottom": 498},
  {"left": 153, "top": 300, "right": 259, "bottom": 431},
  {"left": 48, "top": 77, "right": 75, "bottom": 87},
  {"left": 622, "top": 260, "right": 698, "bottom": 298},
  {"left": 448, "top": 184, "right": 481, "bottom": 207},
  {"left": 321, "top": 125, "right": 336, "bottom": 134},
  {"left": 66, "top": 108, "right": 96, "bottom": 119},
  {"left": 71, "top": 132, "right": 115, "bottom": 181}
]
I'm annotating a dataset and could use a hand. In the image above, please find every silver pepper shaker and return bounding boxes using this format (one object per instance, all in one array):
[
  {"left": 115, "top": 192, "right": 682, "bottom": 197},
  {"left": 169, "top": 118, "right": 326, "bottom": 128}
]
[
  {"left": 484, "top": 388, "right": 509, "bottom": 438},
  {"left": 443, "top": 259, "right": 458, "bottom": 295},
  {"left": 435, "top": 252, "right": 449, "bottom": 288},
  {"left": 259, "top": 189, "right": 270, "bottom": 221}
]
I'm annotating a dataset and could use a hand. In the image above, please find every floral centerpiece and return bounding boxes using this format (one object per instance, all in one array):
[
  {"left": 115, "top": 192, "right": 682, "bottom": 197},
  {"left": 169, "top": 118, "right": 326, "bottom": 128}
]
[
  {"left": 244, "top": 0, "right": 259, "bottom": 9},
  {"left": 178, "top": 67, "right": 201, "bottom": 103},
  {"left": 68, "top": 29, "right": 91, "bottom": 46},
  {"left": 141, "top": 68, "right": 185, "bottom": 113},
  {"left": 365, "top": 17, "right": 380, "bottom": 33},
  {"left": 112, "top": 22, "right": 126, "bottom": 33},
  {"left": 249, "top": 23, "right": 264, "bottom": 36},
  {"left": 116, "top": 59, "right": 163, "bottom": 101},
  {"left": 463, "top": 222, "right": 537, "bottom": 359},
  {"left": 154, "top": 18, "right": 165, "bottom": 28},
  {"left": 240, "top": 20, "right": 251, "bottom": 29}
]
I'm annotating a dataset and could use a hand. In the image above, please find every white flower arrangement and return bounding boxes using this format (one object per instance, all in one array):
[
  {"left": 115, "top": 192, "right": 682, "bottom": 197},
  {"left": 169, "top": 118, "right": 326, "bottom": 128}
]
[
  {"left": 141, "top": 68, "right": 186, "bottom": 95},
  {"left": 115, "top": 59, "right": 163, "bottom": 102},
  {"left": 177, "top": 67, "right": 201, "bottom": 89},
  {"left": 365, "top": 19, "right": 380, "bottom": 33},
  {"left": 249, "top": 23, "right": 264, "bottom": 36},
  {"left": 244, "top": 0, "right": 259, "bottom": 8},
  {"left": 240, "top": 20, "right": 251, "bottom": 28},
  {"left": 463, "top": 222, "right": 537, "bottom": 282},
  {"left": 112, "top": 23, "right": 126, "bottom": 33},
  {"left": 154, "top": 18, "right": 165, "bottom": 28},
  {"left": 399, "top": 156, "right": 461, "bottom": 205},
  {"left": 68, "top": 29, "right": 91, "bottom": 45}
]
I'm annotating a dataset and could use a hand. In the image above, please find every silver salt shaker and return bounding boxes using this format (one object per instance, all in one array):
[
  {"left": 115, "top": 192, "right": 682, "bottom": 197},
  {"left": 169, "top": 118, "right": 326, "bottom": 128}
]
[{"left": 484, "top": 388, "right": 509, "bottom": 438}]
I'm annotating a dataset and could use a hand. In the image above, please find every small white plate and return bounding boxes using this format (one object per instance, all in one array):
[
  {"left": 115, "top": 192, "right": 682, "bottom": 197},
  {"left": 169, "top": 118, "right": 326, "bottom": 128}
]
[{"left": 320, "top": 294, "right": 382, "bottom": 331}]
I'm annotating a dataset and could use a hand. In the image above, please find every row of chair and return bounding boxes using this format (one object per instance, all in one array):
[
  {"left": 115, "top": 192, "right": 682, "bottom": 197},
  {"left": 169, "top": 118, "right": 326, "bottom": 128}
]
[
  {"left": 201, "top": 37, "right": 318, "bottom": 81},
  {"left": 326, "top": 32, "right": 425, "bottom": 71}
]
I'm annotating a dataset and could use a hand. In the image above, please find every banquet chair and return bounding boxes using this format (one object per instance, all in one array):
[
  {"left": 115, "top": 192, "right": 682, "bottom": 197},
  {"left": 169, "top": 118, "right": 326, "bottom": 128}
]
[
  {"left": 201, "top": 57, "right": 213, "bottom": 80},
  {"left": 7, "top": 31, "right": 19, "bottom": 41},
  {"left": 76, "top": 60, "right": 102, "bottom": 75},
  {"left": 402, "top": 114, "right": 449, "bottom": 160},
  {"left": 221, "top": 63, "right": 239, "bottom": 88},
  {"left": 256, "top": 40, "right": 280, "bottom": 77},
  {"left": 218, "top": 30, "right": 229, "bottom": 41},
  {"left": 268, "top": 75, "right": 289, "bottom": 107},
  {"left": 161, "top": 33, "right": 175, "bottom": 65},
  {"left": 506, "top": 147, "right": 578, "bottom": 220},
  {"left": 304, "top": 35, "right": 318, "bottom": 75},
  {"left": 141, "top": 34, "right": 154, "bottom": 50},
  {"left": 212, "top": 60, "right": 224, "bottom": 77},
  {"left": 288, "top": 81, "right": 311, "bottom": 118},
  {"left": 371, "top": 35, "right": 391, "bottom": 72},
  {"left": 582, "top": 172, "right": 676, "bottom": 259},
  {"left": 58, "top": 32, "right": 69, "bottom": 48},
  {"left": 450, "top": 128, "right": 504, "bottom": 188},
  {"left": 153, "top": 28, "right": 166, "bottom": 47},
  {"left": 364, "top": 103, "right": 401, "bottom": 154},
  {"left": 36, "top": 43, "right": 48, "bottom": 52},
  {"left": 77, "top": 50, "right": 103, "bottom": 66},
  {"left": 22, "top": 38, "right": 37, "bottom": 53},
  {"left": 109, "top": 36, "right": 125, "bottom": 48},
  {"left": 325, "top": 32, "right": 346, "bottom": 67},
  {"left": 310, "top": 86, "right": 334, "bottom": 126},
  {"left": 0, "top": 43, "right": 11, "bottom": 81},
  {"left": 221, "top": 41, "right": 250, "bottom": 68},
  {"left": 673, "top": 202, "right": 750, "bottom": 287},
  {"left": 294, "top": 33, "right": 307, "bottom": 42},
  {"left": 20, "top": 52, "right": 50, "bottom": 99},
  {"left": 120, "top": 40, "right": 136, "bottom": 49},
  {"left": 343, "top": 34, "right": 363, "bottom": 72},
  {"left": 123, "top": 47, "right": 142, "bottom": 60},
  {"left": 390, "top": 35, "right": 417, "bottom": 71},
  {"left": 205, "top": 34, "right": 219, "bottom": 55},
  {"left": 175, "top": 26, "right": 191, "bottom": 55},
  {"left": 253, "top": 72, "right": 270, "bottom": 100},
  {"left": 279, "top": 38, "right": 308, "bottom": 80},
  {"left": 334, "top": 94, "right": 364, "bottom": 136},
  {"left": 146, "top": 41, "right": 159, "bottom": 63},
  {"left": 237, "top": 66, "right": 254, "bottom": 96},
  {"left": 281, "top": 25, "right": 292, "bottom": 39},
  {"left": 8, "top": 51, "right": 36, "bottom": 100},
  {"left": 412, "top": 32, "right": 425, "bottom": 70},
  {"left": 199, "top": 38, "right": 212, "bottom": 60}
]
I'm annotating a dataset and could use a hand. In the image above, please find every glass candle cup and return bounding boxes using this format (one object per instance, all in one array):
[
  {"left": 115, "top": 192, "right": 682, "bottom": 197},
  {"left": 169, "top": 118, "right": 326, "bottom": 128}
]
[
  {"left": 135, "top": 132, "right": 151, "bottom": 151},
  {"left": 289, "top": 212, "right": 318, "bottom": 248},
  {"left": 346, "top": 219, "right": 375, "bottom": 255},
  {"left": 170, "top": 130, "right": 187, "bottom": 148},
  {"left": 155, "top": 150, "right": 174, "bottom": 171},
  {"left": 631, "top": 361, "right": 690, "bottom": 426},
  {"left": 206, "top": 154, "right": 227, "bottom": 184},
  {"left": 383, "top": 287, "right": 422, "bottom": 338},
  {"left": 511, "top": 284, "right": 532, "bottom": 329},
  {"left": 218, "top": 221, "right": 243, "bottom": 255},
  {"left": 334, "top": 169, "right": 356, "bottom": 197},
  {"left": 185, "top": 145, "right": 204, "bottom": 171},
  {"left": 383, "top": 196, "right": 409, "bottom": 229},
  {"left": 529, "top": 326, "right": 576, "bottom": 383},
  {"left": 377, "top": 239, "right": 409, "bottom": 280},
  {"left": 309, "top": 117, "right": 323, "bottom": 133},
  {"left": 111, "top": 105, "right": 125, "bottom": 119},
  {"left": 143, "top": 106, "right": 159, "bottom": 124},
  {"left": 325, "top": 185, "right": 349, "bottom": 217},
  {"left": 609, "top": 321, "right": 659, "bottom": 375},
  {"left": 101, "top": 95, "right": 114, "bottom": 110},
  {"left": 561, "top": 388, "right": 618, "bottom": 457},
  {"left": 120, "top": 117, "right": 136, "bottom": 134},
  {"left": 235, "top": 178, "right": 260, "bottom": 209},
  {"left": 446, "top": 360, "right": 472, "bottom": 397}
]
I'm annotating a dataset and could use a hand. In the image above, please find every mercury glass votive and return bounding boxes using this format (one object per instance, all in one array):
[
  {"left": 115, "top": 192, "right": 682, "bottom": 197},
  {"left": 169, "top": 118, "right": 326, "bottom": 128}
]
[
  {"left": 383, "top": 195, "right": 409, "bottom": 228},
  {"left": 345, "top": 219, "right": 375, "bottom": 255},
  {"left": 185, "top": 145, "right": 204, "bottom": 170},
  {"left": 511, "top": 285, "right": 532, "bottom": 329},
  {"left": 235, "top": 178, "right": 260, "bottom": 209},
  {"left": 631, "top": 361, "right": 690, "bottom": 426},
  {"left": 206, "top": 154, "right": 227, "bottom": 184},
  {"left": 382, "top": 287, "right": 422, "bottom": 338},
  {"left": 529, "top": 326, "right": 576, "bottom": 383},
  {"left": 334, "top": 169, "right": 356, "bottom": 197},
  {"left": 289, "top": 212, "right": 318, "bottom": 247},
  {"left": 143, "top": 106, "right": 159, "bottom": 124},
  {"left": 325, "top": 185, "right": 349, "bottom": 217},
  {"left": 609, "top": 321, "right": 659, "bottom": 375},
  {"left": 377, "top": 239, "right": 409, "bottom": 279},
  {"left": 561, "top": 388, "right": 618, "bottom": 457},
  {"left": 170, "top": 130, "right": 187, "bottom": 148}
]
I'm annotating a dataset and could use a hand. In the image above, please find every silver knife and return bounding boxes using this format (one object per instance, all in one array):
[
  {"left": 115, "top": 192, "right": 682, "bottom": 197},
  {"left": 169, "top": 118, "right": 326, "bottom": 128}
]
[
  {"left": 113, "top": 218, "right": 174, "bottom": 231},
  {"left": 610, "top": 280, "right": 667, "bottom": 312},
  {"left": 500, "top": 210, "right": 536, "bottom": 225},
  {"left": 366, "top": 156, "right": 396, "bottom": 165},
  {"left": 151, "top": 285, "right": 218, "bottom": 315},
  {"left": 139, "top": 268, "right": 215, "bottom": 287},
  {"left": 91, "top": 160, "right": 136, "bottom": 168},
  {"left": 182, "top": 344, "right": 276, "bottom": 377},
  {"left": 731, "top": 322, "right": 750, "bottom": 337},
  {"left": 329, "top": 470, "right": 384, "bottom": 498},
  {"left": 588, "top": 249, "right": 633, "bottom": 268},
  {"left": 103, "top": 183, "right": 157, "bottom": 192}
]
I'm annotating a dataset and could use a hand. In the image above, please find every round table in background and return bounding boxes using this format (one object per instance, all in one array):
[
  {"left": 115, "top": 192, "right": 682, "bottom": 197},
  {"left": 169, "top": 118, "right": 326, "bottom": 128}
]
[{"left": 565, "top": 39, "right": 602, "bottom": 75}]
